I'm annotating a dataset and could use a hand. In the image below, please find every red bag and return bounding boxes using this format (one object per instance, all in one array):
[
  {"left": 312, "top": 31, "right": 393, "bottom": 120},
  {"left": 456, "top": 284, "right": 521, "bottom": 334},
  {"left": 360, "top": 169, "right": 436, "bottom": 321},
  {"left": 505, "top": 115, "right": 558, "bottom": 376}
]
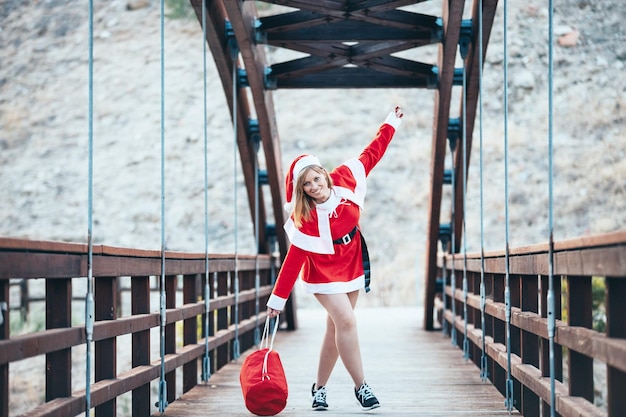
[{"left": 240, "top": 317, "right": 288, "bottom": 416}]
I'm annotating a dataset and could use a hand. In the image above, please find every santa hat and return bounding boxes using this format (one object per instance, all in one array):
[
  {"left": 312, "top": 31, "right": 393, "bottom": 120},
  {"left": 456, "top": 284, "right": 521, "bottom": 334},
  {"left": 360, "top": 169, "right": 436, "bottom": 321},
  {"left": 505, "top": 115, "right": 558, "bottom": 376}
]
[{"left": 284, "top": 154, "right": 322, "bottom": 213}]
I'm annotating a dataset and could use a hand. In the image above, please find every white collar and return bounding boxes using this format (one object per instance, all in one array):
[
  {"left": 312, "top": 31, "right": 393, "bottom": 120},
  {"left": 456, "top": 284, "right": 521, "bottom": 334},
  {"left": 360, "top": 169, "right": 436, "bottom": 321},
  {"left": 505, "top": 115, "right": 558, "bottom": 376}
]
[{"left": 315, "top": 188, "right": 340, "bottom": 212}]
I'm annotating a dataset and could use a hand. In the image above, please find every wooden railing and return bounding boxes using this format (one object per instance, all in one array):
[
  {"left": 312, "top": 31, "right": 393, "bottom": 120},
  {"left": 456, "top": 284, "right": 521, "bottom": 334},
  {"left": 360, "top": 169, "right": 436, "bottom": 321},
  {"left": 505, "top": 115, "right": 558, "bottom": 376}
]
[
  {"left": 0, "top": 238, "right": 285, "bottom": 417},
  {"left": 437, "top": 231, "right": 626, "bottom": 417}
]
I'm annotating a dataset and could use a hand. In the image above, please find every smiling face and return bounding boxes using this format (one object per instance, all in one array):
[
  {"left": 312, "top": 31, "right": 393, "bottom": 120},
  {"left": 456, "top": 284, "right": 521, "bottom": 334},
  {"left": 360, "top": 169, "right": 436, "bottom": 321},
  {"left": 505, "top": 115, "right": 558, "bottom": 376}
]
[
  {"left": 300, "top": 166, "right": 331, "bottom": 204},
  {"left": 292, "top": 165, "right": 333, "bottom": 227}
]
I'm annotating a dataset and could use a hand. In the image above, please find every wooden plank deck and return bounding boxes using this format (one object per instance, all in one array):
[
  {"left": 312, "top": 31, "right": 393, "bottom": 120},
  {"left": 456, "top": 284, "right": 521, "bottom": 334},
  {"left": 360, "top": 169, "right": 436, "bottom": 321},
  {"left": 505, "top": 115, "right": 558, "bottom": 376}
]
[{"left": 158, "top": 307, "right": 520, "bottom": 416}]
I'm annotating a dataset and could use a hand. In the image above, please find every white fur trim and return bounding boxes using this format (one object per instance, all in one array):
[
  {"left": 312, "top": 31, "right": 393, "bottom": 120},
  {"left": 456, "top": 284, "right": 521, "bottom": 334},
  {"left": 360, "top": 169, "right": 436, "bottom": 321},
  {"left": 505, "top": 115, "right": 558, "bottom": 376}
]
[
  {"left": 300, "top": 275, "right": 365, "bottom": 294},
  {"left": 384, "top": 110, "right": 402, "bottom": 130},
  {"left": 341, "top": 158, "right": 367, "bottom": 207},
  {"left": 284, "top": 216, "right": 335, "bottom": 254},
  {"left": 292, "top": 155, "right": 321, "bottom": 181},
  {"left": 267, "top": 293, "right": 288, "bottom": 311}
]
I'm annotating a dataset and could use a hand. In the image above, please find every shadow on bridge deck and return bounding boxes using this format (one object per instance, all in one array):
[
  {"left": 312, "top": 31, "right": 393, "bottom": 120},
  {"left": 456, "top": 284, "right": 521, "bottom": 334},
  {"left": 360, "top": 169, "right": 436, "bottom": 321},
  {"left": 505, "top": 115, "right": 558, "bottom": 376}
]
[{"left": 158, "top": 307, "right": 519, "bottom": 416}]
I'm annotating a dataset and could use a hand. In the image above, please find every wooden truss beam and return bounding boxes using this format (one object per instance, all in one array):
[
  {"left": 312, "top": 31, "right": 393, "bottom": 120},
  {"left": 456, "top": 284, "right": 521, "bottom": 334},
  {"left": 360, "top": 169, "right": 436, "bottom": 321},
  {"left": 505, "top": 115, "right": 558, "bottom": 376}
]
[
  {"left": 423, "top": 0, "right": 465, "bottom": 331},
  {"left": 423, "top": 0, "right": 500, "bottom": 330},
  {"left": 189, "top": 0, "right": 271, "bottom": 255},
  {"left": 220, "top": 0, "right": 295, "bottom": 329},
  {"left": 220, "top": 1, "right": 288, "bottom": 255},
  {"left": 257, "top": 2, "right": 442, "bottom": 89},
  {"left": 452, "top": 0, "right": 500, "bottom": 253}
]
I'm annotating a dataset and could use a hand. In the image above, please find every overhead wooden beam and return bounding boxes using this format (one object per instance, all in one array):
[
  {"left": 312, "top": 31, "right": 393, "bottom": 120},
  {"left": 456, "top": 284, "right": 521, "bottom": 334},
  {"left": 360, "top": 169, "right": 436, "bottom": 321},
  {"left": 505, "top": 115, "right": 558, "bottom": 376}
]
[
  {"left": 261, "top": 12, "right": 440, "bottom": 40},
  {"left": 270, "top": 53, "right": 436, "bottom": 83},
  {"left": 423, "top": 0, "right": 465, "bottom": 331},
  {"left": 265, "top": 0, "right": 429, "bottom": 17},
  {"left": 271, "top": 66, "right": 435, "bottom": 89}
]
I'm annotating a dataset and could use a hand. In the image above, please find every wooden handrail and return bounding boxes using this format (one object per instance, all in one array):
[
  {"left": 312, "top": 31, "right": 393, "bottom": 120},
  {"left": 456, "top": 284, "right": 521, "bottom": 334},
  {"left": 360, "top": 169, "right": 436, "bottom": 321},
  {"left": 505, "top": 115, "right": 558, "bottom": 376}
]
[
  {"left": 436, "top": 230, "right": 626, "bottom": 417},
  {"left": 0, "top": 238, "right": 286, "bottom": 417}
]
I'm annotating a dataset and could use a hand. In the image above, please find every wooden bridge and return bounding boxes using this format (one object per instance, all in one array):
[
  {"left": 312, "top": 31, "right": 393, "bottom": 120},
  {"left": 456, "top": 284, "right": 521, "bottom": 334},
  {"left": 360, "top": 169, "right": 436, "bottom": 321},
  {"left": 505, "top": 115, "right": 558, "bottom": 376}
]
[
  {"left": 160, "top": 307, "right": 521, "bottom": 416},
  {"left": 1, "top": 1, "right": 625, "bottom": 417}
]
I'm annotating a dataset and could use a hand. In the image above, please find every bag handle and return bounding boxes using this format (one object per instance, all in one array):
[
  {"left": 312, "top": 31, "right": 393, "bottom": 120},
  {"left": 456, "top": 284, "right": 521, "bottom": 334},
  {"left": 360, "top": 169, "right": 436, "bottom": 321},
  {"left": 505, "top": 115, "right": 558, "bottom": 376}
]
[
  {"left": 260, "top": 314, "right": 279, "bottom": 351},
  {"left": 261, "top": 315, "right": 280, "bottom": 379}
]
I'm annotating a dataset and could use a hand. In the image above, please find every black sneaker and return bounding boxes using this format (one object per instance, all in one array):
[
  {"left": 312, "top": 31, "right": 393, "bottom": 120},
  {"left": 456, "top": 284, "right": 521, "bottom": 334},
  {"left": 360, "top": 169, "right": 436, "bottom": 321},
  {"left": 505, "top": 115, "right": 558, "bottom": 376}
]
[
  {"left": 311, "top": 383, "right": 329, "bottom": 410},
  {"left": 355, "top": 382, "right": 380, "bottom": 411}
]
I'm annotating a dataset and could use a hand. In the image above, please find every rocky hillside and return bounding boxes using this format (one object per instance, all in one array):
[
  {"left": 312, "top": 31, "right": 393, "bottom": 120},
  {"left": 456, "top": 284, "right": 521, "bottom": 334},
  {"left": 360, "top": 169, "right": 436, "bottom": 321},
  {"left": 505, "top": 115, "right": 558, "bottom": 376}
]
[{"left": 1, "top": 0, "right": 624, "bottom": 306}]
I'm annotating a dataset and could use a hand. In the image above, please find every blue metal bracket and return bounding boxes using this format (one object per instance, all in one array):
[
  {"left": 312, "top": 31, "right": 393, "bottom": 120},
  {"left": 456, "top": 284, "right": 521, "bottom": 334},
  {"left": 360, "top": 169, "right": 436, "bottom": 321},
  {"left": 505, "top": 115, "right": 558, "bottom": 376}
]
[
  {"left": 453, "top": 68, "right": 464, "bottom": 86},
  {"left": 266, "top": 224, "right": 277, "bottom": 239},
  {"left": 264, "top": 67, "right": 277, "bottom": 90},
  {"left": 443, "top": 169, "right": 452, "bottom": 185},
  {"left": 435, "top": 277, "right": 445, "bottom": 293},
  {"left": 258, "top": 170, "right": 269, "bottom": 185},
  {"left": 237, "top": 68, "right": 249, "bottom": 88},
  {"left": 225, "top": 20, "right": 238, "bottom": 59},
  {"left": 429, "top": 67, "right": 465, "bottom": 88},
  {"left": 432, "top": 17, "right": 444, "bottom": 42},
  {"left": 248, "top": 119, "right": 261, "bottom": 150},
  {"left": 201, "top": 355, "right": 211, "bottom": 382},
  {"left": 428, "top": 66, "right": 439, "bottom": 89},
  {"left": 459, "top": 19, "right": 473, "bottom": 59},
  {"left": 448, "top": 117, "right": 460, "bottom": 150},
  {"left": 156, "top": 382, "right": 168, "bottom": 412},
  {"left": 480, "top": 355, "right": 489, "bottom": 381},
  {"left": 463, "top": 278, "right": 470, "bottom": 360},
  {"left": 505, "top": 378, "right": 515, "bottom": 411},
  {"left": 253, "top": 18, "right": 267, "bottom": 44},
  {"left": 0, "top": 301, "right": 7, "bottom": 326},
  {"left": 439, "top": 223, "right": 452, "bottom": 252}
]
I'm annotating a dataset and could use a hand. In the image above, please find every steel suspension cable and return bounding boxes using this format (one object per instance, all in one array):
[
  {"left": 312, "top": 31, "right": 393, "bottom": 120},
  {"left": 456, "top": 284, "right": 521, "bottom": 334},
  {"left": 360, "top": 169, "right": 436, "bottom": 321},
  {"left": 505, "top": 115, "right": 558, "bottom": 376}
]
[
  {"left": 478, "top": 0, "right": 489, "bottom": 382},
  {"left": 201, "top": 1, "right": 211, "bottom": 383},
  {"left": 547, "top": 0, "right": 557, "bottom": 414},
  {"left": 502, "top": 0, "right": 515, "bottom": 411},
  {"left": 84, "top": 1, "right": 95, "bottom": 414},
  {"left": 231, "top": 48, "right": 241, "bottom": 360},
  {"left": 460, "top": 31, "right": 470, "bottom": 362},
  {"left": 157, "top": 0, "right": 168, "bottom": 411},
  {"left": 254, "top": 142, "right": 261, "bottom": 346},
  {"left": 449, "top": 138, "right": 457, "bottom": 348},
  {"left": 441, "top": 242, "right": 448, "bottom": 336}
]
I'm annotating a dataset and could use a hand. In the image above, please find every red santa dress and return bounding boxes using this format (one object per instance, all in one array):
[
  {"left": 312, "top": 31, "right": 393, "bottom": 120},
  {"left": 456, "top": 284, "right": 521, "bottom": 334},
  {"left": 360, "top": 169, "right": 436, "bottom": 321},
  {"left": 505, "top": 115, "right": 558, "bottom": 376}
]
[{"left": 266, "top": 111, "right": 402, "bottom": 312}]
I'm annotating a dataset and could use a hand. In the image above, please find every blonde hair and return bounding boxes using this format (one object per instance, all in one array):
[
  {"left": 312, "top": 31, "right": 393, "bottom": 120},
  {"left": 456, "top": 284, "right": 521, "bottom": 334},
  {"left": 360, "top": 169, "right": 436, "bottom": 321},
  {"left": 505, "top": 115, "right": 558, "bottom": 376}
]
[{"left": 292, "top": 165, "right": 333, "bottom": 228}]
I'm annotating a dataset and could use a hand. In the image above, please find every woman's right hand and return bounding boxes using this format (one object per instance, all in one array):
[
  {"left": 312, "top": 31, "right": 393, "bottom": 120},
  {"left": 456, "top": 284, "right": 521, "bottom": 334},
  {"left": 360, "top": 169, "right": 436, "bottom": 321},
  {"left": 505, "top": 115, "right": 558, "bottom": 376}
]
[{"left": 267, "top": 307, "right": 281, "bottom": 318}]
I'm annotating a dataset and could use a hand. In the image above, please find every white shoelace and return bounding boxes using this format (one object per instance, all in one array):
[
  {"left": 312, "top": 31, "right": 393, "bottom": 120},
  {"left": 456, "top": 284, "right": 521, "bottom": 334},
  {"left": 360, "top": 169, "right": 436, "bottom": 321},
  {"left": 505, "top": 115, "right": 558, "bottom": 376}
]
[
  {"left": 314, "top": 386, "right": 327, "bottom": 402},
  {"left": 356, "top": 383, "right": 375, "bottom": 400}
]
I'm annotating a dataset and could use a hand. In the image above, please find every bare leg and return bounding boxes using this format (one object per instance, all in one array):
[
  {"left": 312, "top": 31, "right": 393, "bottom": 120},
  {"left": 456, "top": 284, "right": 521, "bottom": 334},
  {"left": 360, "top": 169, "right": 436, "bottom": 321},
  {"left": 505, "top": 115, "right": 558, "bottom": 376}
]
[
  {"left": 314, "top": 290, "right": 363, "bottom": 388},
  {"left": 315, "top": 314, "right": 339, "bottom": 388}
]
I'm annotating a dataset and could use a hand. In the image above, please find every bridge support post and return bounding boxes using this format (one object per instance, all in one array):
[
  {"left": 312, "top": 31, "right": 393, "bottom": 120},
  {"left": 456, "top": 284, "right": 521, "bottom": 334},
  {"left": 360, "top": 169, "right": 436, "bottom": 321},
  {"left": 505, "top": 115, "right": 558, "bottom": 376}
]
[
  {"left": 0, "top": 280, "right": 8, "bottom": 417},
  {"left": 606, "top": 277, "right": 626, "bottom": 417},
  {"left": 183, "top": 274, "right": 200, "bottom": 393},
  {"left": 45, "top": 278, "right": 71, "bottom": 402},
  {"left": 131, "top": 275, "right": 151, "bottom": 417},
  {"left": 566, "top": 276, "right": 593, "bottom": 402},
  {"left": 95, "top": 276, "right": 118, "bottom": 416}
]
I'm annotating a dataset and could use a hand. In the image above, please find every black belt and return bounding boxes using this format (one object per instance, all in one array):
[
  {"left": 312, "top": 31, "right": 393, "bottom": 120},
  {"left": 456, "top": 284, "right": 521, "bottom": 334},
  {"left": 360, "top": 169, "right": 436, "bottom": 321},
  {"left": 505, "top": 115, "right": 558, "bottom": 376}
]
[
  {"left": 332, "top": 226, "right": 372, "bottom": 294},
  {"left": 333, "top": 226, "right": 358, "bottom": 245}
]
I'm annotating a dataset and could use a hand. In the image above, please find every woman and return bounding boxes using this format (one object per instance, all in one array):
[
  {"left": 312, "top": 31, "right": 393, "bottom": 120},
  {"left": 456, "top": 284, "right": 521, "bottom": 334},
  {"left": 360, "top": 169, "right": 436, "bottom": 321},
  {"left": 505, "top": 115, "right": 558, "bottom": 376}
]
[{"left": 267, "top": 105, "right": 403, "bottom": 411}]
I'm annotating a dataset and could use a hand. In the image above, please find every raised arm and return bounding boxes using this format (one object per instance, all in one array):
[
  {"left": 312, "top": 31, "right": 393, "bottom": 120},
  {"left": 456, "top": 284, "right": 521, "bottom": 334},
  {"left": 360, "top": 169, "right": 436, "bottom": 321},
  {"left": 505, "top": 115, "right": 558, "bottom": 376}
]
[{"left": 359, "top": 106, "right": 403, "bottom": 176}]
